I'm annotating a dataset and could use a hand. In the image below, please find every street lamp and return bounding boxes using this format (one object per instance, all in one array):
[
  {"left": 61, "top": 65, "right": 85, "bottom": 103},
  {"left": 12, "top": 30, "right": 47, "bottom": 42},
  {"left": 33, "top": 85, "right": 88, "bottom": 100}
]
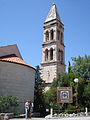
[
  {"left": 74, "top": 78, "right": 79, "bottom": 106},
  {"left": 74, "top": 78, "right": 79, "bottom": 83}
]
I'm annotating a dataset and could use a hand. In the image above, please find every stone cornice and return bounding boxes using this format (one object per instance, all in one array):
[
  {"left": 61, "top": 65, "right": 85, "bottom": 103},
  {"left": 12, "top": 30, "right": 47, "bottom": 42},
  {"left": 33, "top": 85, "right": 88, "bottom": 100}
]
[{"left": 41, "top": 61, "right": 66, "bottom": 66}]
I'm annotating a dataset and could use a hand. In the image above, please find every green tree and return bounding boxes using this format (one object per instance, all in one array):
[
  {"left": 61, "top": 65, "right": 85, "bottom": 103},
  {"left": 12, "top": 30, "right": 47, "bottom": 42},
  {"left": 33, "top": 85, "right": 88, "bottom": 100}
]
[
  {"left": 71, "top": 55, "right": 90, "bottom": 80},
  {"left": 34, "top": 65, "right": 46, "bottom": 116},
  {"left": 0, "top": 95, "right": 19, "bottom": 112},
  {"left": 83, "top": 83, "right": 90, "bottom": 107},
  {"left": 68, "top": 61, "right": 72, "bottom": 73},
  {"left": 52, "top": 73, "right": 69, "bottom": 87},
  {"left": 70, "top": 55, "right": 90, "bottom": 107},
  {"left": 44, "top": 87, "right": 57, "bottom": 109}
]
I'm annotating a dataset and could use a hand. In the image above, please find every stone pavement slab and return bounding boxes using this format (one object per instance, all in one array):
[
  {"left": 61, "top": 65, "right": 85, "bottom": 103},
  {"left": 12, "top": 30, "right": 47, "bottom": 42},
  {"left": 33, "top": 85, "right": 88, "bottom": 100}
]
[
  {"left": 50, "top": 117, "right": 90, "bottom": 120},
  {"left": 11, "top": 116, "right": 90, "bottom": 120}
]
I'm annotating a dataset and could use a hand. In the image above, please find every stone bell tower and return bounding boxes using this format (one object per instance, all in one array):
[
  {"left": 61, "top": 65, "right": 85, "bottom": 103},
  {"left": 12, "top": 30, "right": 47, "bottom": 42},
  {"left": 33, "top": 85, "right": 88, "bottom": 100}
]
[{"left": 41, "top": 3, "right": 66, "bottom": 90}]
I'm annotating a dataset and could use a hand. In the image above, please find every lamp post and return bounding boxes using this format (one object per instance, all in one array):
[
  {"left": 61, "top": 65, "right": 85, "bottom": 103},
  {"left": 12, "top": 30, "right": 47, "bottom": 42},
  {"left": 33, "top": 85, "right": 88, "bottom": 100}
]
[
  {"left": 50, "top": 102, "right": 53, "bottom": 117},
  {"left": 74, "top": 78, "right": 79, "bottom": 107}
]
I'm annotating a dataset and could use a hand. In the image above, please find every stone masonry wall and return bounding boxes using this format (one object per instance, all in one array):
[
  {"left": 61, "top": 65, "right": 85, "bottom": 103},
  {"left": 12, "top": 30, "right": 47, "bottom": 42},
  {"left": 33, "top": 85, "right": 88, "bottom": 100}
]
[{"left": 0, "top": 61, "right": 35, "bottom": 113}]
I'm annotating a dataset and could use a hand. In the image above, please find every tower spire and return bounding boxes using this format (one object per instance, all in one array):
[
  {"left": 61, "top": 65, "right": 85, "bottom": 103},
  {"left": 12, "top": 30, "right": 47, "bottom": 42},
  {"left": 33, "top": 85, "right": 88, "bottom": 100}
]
[
  {"left": 41, "top": 3, "right": 65, "bottom": 91},
  {"left": 45, "top": 3, "right": 61, "bottom": 23}
]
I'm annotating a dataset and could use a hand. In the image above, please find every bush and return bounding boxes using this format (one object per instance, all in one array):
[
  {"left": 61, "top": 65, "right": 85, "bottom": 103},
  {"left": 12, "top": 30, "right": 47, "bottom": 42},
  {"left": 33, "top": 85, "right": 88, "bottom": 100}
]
[
  {"left": 0, "top": 95, "right": 19, "bottom": 113},
  {"left": 65, "top": 105, "right": 76, "bottom": 113}
]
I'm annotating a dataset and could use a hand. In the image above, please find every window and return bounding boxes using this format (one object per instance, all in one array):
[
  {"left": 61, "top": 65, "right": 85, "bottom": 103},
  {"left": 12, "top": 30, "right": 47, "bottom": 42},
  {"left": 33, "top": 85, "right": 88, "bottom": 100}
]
[
  {"left": 61, "top": 32, "right": 63, "bottom": 43},
  {"left": 58, "top": 49, "right": 60, "bottom": 60},
  {"left": 45, "top": 49, "right": 48, "bottom": 61},
  {"left": 57, "top": 30, "right": 60, "bottom": 40},
  {"left": 60, "top": 51, "right": 63, "bottom": 63},
  {"left": 50, "top": 29, "right": 54, "bottom": 40},
  {"left": 50, "top": 48, "right": 53, "bottom": 60},
  {"left": 45, "top": 31, "right": 49, "bottom": 41},
  {"left": 58, "top": 50, "right": 64, "bottom": 63}
]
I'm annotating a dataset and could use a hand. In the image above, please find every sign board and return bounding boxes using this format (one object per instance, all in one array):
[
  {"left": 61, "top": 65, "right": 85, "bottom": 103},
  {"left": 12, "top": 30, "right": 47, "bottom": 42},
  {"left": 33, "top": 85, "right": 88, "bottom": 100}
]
[{"left": 57, "top": 87, "right": 72, "bottom": 103}]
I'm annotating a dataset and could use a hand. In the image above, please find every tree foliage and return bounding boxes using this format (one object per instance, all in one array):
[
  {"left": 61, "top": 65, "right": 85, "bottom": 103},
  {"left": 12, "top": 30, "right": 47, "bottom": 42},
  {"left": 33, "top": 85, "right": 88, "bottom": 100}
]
[
  {"left": 34, "top": 65, "right": 46, "bottom": 116},
  {"left": 52, "top": 73, "right": 69, "bottom": 87},
  {"left": 71, "top": 55, "right": 90, "bottom": 80},
  {"left": 44, "top": 87, "right": 57, "bottom": 108},
  {"left": 83, "top": 83, "right": 90, "bottom": 107},
  {"left": 0, "top": 95, "right": 19, "bottom": 112},
  {"left": 71, "top": 55, "right": 90, "bottom": 107}
]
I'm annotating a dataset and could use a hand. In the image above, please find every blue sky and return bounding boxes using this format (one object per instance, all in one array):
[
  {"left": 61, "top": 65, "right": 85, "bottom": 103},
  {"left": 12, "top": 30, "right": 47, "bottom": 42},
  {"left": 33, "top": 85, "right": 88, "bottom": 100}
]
[{"left": 0, "top": 0, "right": 90, "bottom": 70}]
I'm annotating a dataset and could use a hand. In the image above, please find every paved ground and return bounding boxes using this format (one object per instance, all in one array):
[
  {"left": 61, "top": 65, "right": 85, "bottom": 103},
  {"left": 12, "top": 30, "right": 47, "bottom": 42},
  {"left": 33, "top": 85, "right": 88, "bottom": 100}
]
[{"left": 11, "top": 116, "right": 90, "bottom": 120}]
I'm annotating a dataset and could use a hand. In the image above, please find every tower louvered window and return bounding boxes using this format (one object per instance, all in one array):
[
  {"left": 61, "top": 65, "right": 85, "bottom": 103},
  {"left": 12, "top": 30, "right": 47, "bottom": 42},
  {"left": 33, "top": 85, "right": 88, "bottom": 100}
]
[
  {"left": 61, "top": 32, "right": 63, "bottom": 44},
  {"left": 50, "top": 48, "right": 53, "bottom": 60},
  {"left": 45, "top": 31, "right": 49, "bottom": 41},
  {"left": 45, "top": 49, "right": 48, "bottom": 61},
  {"left": 50, "top": 29, "right": 54, "bottom": 40}
]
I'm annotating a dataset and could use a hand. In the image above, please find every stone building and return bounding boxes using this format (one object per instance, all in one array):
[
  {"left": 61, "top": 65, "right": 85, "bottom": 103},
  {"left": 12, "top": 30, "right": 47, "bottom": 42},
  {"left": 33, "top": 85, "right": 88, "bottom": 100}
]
[
  {"left": 0, "top": 44, "right": 35, "bottom": 112},
  {"left": 41, "top": 3, "right": 66, "bottom": 90}
]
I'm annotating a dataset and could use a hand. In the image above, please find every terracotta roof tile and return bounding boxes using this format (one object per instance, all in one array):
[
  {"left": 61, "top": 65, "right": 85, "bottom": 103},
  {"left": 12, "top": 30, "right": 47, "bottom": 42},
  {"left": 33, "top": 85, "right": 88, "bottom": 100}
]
[{"left": 0, "top": 56, "right": 30, "bottom": 67}]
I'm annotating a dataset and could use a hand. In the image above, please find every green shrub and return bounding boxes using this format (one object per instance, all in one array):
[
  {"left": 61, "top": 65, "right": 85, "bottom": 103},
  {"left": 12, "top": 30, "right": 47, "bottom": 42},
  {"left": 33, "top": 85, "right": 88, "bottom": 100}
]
[
  {"left": 0, "top": 95, "right": 19, "bottom": 113},
  {"left": 65, "top": 105, "right": 76, "bottom": 113}
]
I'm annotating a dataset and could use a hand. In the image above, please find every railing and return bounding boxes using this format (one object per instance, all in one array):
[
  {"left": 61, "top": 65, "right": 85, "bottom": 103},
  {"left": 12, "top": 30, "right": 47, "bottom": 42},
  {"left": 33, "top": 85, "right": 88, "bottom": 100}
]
[{"left": 48, "top": 108, "right": 90, "bottom": 118}]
